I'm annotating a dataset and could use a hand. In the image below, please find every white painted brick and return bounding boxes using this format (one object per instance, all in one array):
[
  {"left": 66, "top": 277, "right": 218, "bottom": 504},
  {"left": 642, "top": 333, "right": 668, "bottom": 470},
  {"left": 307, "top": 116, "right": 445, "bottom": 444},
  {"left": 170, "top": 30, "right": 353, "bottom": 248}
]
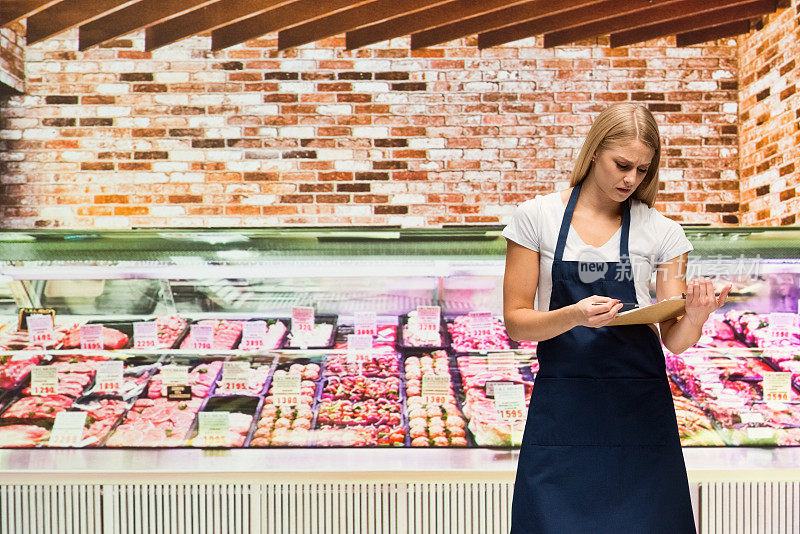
[
  {"left": 188, "top": 116, "right": 226, "bottom": 127},
  {"left": 419, "top": 161, "right": 442, "bottom": 171},
  {"left": 257, "top": 127, "right": 279, "bottom": 137},
  {"left": 64, "top": 61, "right": 99, "bottom": 73},
  {"left": 96, "top": 60, "right": 136, "bottom": 72},
  {"left": 463, "top": 149, "right": 499, "bottom": 160},
  {"left": 241, "top": 195, "right": 277, "bottom": 205},
  {"left": 279, "top": 60, "right": 316, "bottom": 71},
  {"left": 722, "top": 102, "right": 738, "bottom": 114},
  {"left": 352, "top": 60, "right": 391, "bottom": 70},
  {"left": 372, "top": 183, "right": 407, "bottom": 194},
  {"left": 335, "top": 205, "right": 371, "bottom": 216},
  {"left": 353, "top": 126, "right": 389, "bottom": 138},
  {"left": 351, "top": 81, "right": 391, "bottom": 92},
  {"left": 224, "top": 184, "right": 260, "bottom": 194},
  {"left": 464, "top": 82, "right": 497, "bottom": 92},
  {"left": 465, "top": 171, "right": 501, "bottom": 181},
  {"left": 227, "top": 93, "right": 263, "bottom": 106},
  {"left": 117, "top": 117, "right": 152, "bottom": 127},
  {"left": 391, "top": 194, "right": 425, "bottom": 204},
  {"left": 96, "top": 106, "right": 131, "bottom": 117},
  {"left": 154, "top": 72, "right": 190, "bottom": 83},
  {"left": 242, "top": 105, "right": 280, "bottom": 115},
  {"left": 192, "top": 71, "right": 226, "bottom": 83},
  {"left": 59, "top": 150, "right": 91, "bottom": 161},
  {"left": 8, "top": 118, "right": 38, "bottom": 129},
  {"left": 151, "top": 205, "right": 186, "bottom": 216},
  {"left": 206, "top": 127, "right": 242, "bottom": 137},
  {"left": 316, "top": 149, "right": 354, "bottom": 160},
  {"left": 395, "top": 216, "right": 426, "bottom": 228},
  {"left": 428, "top": 149, "right": 463, "bottom": 160},
  {"left": 153, "top": 162, "right": 189, "bottom": 172},
  {"left": 153, "top": 48, "right": 192, "bottom": 61},
  {"left": 39, "top": 206, "right": 74, "bottom": 219},
  {"left": 22, "top": 128, "right": 58, "bottom": 140},
  {"left": 277, "top": 82, "right": 315, "bottom": 93},
  {"left": 299, "top": 48, "right": 334, "bottom": 59},
  {"left": 483, "top": 137, "right": 518, "bottom": 148},
  {"left": 206, "top": 150, "right": 242, "bottom": 161},
  {"left": 93, "top": 216, "right": 130, "bottom": 228},
  {"left": 97, "top": 83, "right": 129, "bottom": 94},
  {"left": 317, "top": 104, "right": 351, "bottom": 115},
  {"left": 227, "top": 161, "right": 262, "bottom": 172},
  {"left": 155, "top": 94, "right": 189, "bottom": 105},
  {"left": 205, "top": 217, "right": 243, "bottom": 227},
  {"left": 334, "top": 160, "right": 370, "bottom": 172},
  {"left": 712, "top": 69, "right": 735, "bottom": 80},
  {"left": 375, "top": 93, "right": 409, "bottom": 104},
  {"left": 0, "top": 129, "right": 22, "bottom": 140},
  {"left": 134, "top": 173, "right": 168, "bottom": 184},
  {"left": 409, "top": 138, "right": 446, "bottom": 149},
  {"left": 188, "top": 94, "right": 225, "bottom": 106},
  {"left": 169, "top": 150, "right": 204, "bottom": 161},
  {"left": 170, "top": 172, "right": 205, "bottom": 182},
  {"left": 279, "top": 126, "right": 315, "bottom": 138},
  {"left": 685, "top": 81, "right": 717, "bottom": 91}
]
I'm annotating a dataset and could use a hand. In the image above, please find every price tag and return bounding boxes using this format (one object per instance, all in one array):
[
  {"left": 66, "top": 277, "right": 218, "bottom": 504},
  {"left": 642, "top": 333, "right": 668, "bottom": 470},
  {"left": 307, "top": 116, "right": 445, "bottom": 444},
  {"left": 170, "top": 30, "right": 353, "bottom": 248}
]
[
  {"left": 27, "top": 314, "right": 55, "bottom": 347},
  {"left": 761, "top": 372, "right": 792, "bottom": 401},
  {"left": 31, "top": 365, "right": 58, "bottom": 396},
  {"left": 197, "top": 411, "right": 229, "bottom": 447},
  {"left": 494, "top": 383, "right": 526, "bottom": 421},
  {"left": 416, "top": 306, "right": 441, "bottom": 333},
  {"left": 740, "top": 411, "right": 765, "bottom": 424},
  {"left": 292, "top": 307, "right": 315, "bottom": 334},
  {"left": 49, "top": 411, "right": 87, "bottom": 447},
  {"left": 346, "top": 334, "right": 373, "bottom": 363},
  {"left": 422, "top": 374, "right": 450, "bottom": 405},
  {"left": 769, "top": 313, "right": 797, "bottom": 328},
  {"left": 746, "top": 427, "right": 775, "bottom": 441},
  {"left": 240, "top": 321, "right": 267, "bottom": 350},
  {"left": 272, "top": 374, "right": 302, "bottom": 405},
  {"left": 485, "top": 380, "right": 514, "bottom": 399},
  {"left": 488, "top": 352, "right": 516, "bottom": 372},
  {"left": 219, "top": 361, "right": 250, "bottom": 392},
  {"left": 95, "top": 360, "right": 124, "bottom": 393},
  {"left": 701, "top": 321, "right": 716, "bottom": 338},
  {"left": 133, "top": 321, "right": 158, "bottom": 349},
  {"left": 354, "top": 312, "right": 377, "bottom": 336},
  {"left": 161, "top": 364, "right": 191, "bottom": 401},
  {"left": 469, "top": 311, "right": 493, "bottom": 336},
  {"left": 190, "top": 325, "right": 214, "bottom": 350},
  {"left": 18, "top": 307, "right": 56, "bottom": 331},
  {"left": 80, "top": 324, "right": 104, "bottom": 351}
]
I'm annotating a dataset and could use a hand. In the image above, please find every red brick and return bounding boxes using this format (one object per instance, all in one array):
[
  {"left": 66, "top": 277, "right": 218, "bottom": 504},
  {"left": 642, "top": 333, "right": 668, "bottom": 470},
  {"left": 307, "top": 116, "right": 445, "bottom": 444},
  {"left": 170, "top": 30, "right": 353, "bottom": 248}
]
[{"left": 94, "top": 195, "right": 129, "bottom": 204}]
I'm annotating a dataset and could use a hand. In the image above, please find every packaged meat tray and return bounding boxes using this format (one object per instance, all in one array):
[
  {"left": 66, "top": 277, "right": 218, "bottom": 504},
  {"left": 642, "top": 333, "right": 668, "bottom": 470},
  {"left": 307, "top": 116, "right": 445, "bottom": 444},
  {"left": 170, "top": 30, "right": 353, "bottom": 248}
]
[
  {"left": 0, "top": 423, "right": 50, "bottom": 447},
  {"left": 130, "top": 316, "right": 188, "bottom": 349},
  {"left": 179, "top": 319, "right": 246, "bottom": 350},
  {"left": 59, "top": 322, "right": 131, "bottom": 350},
  {"left": 79, "top": 355, "right": 160, "bottom": 400},
  {"left": 0, "top": 353, "right": 45, "bottom": 389},
  {"left": 446, "top": 314, "right": 516, "bottom": 353},
  {"left": 284, "top": 314, "right": 338, "bottom": 349},
  {"left": 236, "top": 318, "right": 288, "bottom": 351},
  {"left": 396, "top": 312, "right": 449, "bottom": 352},
  {"left": 58, "top": 395, "right": 132, "bottom": 447},
  {"left": 105, "top": 397, "right": 204, "bottom": 447},
  {"left": 0, "top": 394, "right": 75, "bottom": 424},
  {"left": 186, "top": 395, "right": 261, "bottom": 448},
  {"left": 19, "top": 354, "right": 108, "bottom": 399},
  {"left": 333, "top": 322, "right": 397, "bottom": 349},
  {"left": 214, "top": 355, "right": 275, "bottom": 396},
  {"left": 250, "top": 371, "right": 318, "bottom": 447},
  {"left": 146, "top": 357, "right": 224, "bottom": 400},
  {"left": 668, "top": 377, "right": 726, "bottom": 446},
  {"left": 323, "top": 349, "right": 401, "bottom": 379},
  {"left": 0, "top": 320, "right": 79, "bottom": 350}
]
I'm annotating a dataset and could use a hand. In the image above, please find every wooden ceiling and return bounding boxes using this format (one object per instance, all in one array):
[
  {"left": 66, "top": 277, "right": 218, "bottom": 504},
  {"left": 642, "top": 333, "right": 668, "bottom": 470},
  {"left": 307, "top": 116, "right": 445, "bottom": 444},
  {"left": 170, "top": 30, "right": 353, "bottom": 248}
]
[{"left": 1, "top": 0, "right": 781, "bottom": 52}]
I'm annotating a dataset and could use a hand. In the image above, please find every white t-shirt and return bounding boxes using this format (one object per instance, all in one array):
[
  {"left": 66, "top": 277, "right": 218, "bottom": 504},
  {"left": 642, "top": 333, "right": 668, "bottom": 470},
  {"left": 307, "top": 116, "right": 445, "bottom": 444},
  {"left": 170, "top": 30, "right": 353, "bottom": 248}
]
[{"left": 502, "top": 190, "right": 694, "bottom": 312}]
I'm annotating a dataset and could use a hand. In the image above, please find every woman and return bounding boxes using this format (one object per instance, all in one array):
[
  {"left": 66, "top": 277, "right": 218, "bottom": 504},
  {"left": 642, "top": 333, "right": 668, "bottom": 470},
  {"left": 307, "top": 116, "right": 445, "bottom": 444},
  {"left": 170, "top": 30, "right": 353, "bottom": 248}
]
[{"left": 503, "top": 102, "right": 731, "bottom": 533}]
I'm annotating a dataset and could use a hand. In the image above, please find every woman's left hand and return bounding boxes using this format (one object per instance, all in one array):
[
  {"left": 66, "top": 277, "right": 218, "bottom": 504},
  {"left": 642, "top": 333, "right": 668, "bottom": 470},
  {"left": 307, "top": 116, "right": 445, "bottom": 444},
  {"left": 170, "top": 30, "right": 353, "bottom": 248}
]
[{"left": 683, "top": 277, "right": 732, "bottom": 327}]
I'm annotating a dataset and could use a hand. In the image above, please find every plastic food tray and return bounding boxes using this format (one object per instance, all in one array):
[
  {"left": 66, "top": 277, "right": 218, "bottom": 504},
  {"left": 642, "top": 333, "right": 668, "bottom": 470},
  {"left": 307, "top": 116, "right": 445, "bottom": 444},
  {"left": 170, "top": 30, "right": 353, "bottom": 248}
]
[
  {"left": 283, "top": 314, "right": 338, "bottom": 350},
  {"left": 444, "top": 315, "right": 519, "bottom": 353},
  {"left": 396, "top": 314, "right": 450, "bottom": 353}
]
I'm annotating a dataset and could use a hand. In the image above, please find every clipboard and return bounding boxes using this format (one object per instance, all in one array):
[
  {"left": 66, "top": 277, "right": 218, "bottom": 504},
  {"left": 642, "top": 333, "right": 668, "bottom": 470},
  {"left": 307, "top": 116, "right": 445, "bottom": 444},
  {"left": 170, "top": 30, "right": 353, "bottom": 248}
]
[{"left": 608, "top": 295, "right": 686, "bottom": 326}]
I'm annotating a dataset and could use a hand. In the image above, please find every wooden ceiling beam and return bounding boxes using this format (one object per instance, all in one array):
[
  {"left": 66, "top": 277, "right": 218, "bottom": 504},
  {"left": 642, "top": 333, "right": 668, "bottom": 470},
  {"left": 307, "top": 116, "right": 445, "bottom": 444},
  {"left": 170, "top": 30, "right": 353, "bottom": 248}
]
[
  {"left": 543, "top": 0, "right": 751, "bottom": 47},
  {"left": 610, "top": 0, "right": 776, "bottom": 47},
  {"left": 211, "top": 0, "right": 373, "bottom": 51},
  {"left": 675, "top": 18, "right": 752, "bottom": 46},
  {"left": 478, "top": 0, "right": 689, "bottom": 49},
  {"left": 277, "top": 0, "right": 452, "bottom": 51},
  {"left": 409, "top": 0, "right": 606, "bottom": 50},
  {"left": 79, "top": 0, "right": 218, "bottom": 50},
  {"left": 144, "top": 0, "right": 297, "bottom": 51},
  {"left": 1, "top": 0, "right": 65, "bottom": 26},
  {"left": 26, "top": 0, "right": 141, "bottom": 44},
  {"left": 345, "top": 0, "right": 532, "bottom": 50}
]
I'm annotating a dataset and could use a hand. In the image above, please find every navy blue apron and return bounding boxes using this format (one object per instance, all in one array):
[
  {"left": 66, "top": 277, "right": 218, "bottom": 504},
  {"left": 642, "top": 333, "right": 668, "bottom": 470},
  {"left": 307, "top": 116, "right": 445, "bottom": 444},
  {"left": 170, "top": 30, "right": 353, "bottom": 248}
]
[{"left": 510, "top": 182, "right": 696, "bottom": 534}]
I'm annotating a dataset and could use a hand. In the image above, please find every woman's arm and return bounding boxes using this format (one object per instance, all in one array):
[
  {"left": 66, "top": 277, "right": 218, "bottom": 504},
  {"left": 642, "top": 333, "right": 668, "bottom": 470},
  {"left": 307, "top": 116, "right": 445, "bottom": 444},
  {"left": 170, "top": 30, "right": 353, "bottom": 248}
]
[
  {"left": 656, "top": 252, "right": 731, "bottom": 354},
  {"left": 503, "top": 240, "right": 623, "bottom": 342}
]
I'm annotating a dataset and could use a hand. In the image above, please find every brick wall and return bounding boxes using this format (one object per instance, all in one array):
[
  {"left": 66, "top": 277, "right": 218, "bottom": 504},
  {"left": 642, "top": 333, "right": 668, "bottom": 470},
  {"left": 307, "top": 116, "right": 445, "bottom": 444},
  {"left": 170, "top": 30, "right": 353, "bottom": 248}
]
[
  {"left": 0, "top": 22, "right": 25, "bottom": 94},
  {"left": 0, "top": 30, "right": 740, "bottom": 228},
  {"left": 738, "top": 0, "right": 800, "bottom": 226}
]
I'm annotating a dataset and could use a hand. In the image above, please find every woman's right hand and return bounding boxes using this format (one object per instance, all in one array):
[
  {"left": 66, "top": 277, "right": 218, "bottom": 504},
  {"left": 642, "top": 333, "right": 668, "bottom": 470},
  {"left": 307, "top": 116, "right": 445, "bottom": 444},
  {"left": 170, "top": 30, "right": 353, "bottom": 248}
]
[{"left": 572, "top": 296, "right": 624, "bottom": 328}]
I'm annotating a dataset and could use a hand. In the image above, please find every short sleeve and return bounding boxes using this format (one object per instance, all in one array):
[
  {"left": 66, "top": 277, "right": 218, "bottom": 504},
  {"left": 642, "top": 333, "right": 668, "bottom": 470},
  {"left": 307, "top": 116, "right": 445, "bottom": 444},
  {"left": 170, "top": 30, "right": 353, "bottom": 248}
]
[
  {"left": 656, "top": 218, "right": 693, "bottom": 264},
  {"left": 502, "top": 198, "right": 540, "bottom": 252}
]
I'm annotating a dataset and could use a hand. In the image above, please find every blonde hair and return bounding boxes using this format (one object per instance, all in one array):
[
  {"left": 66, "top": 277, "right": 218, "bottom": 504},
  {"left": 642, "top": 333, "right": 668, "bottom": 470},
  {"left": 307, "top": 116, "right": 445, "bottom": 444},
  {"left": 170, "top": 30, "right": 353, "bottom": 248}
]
[{"left": 570, "top": 103, "right": 661, "bottom": 208}]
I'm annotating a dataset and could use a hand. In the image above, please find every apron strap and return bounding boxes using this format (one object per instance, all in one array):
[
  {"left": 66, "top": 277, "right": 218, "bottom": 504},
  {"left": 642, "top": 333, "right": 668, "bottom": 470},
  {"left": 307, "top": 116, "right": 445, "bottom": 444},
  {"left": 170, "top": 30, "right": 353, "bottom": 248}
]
[{"left": 554, "top": 181, "right": 633, "bottom": 265}]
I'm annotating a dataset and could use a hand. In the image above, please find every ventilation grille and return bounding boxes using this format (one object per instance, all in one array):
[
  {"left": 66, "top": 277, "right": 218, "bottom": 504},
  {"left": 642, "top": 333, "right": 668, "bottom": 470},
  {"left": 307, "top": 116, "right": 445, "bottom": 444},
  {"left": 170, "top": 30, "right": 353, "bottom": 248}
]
[{"left": 700, "top": 481, "right": 800, "bottom": 534}]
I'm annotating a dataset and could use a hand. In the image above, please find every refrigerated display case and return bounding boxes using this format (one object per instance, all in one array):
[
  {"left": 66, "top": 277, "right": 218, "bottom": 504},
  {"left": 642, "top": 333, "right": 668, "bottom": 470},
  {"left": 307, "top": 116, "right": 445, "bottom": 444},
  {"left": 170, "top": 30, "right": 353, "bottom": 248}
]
[{"left": 0, "top": 226, "right": 799, "bottom": 533}]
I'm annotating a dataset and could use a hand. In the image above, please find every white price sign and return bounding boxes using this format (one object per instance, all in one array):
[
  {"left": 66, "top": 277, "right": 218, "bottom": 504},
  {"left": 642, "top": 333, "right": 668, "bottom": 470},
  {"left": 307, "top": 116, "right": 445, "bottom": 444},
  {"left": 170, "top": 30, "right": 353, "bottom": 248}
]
[
  {"left": 190, "top": 325, "right": 214, "bottom": 350},
  {"left": 488, "top": 352, "right": 516, "bottom": 372},
  {"left": 80, "top": 324, "right": 104, "bottom": 351},
  {"left": 769, "top": 313, "right": 798, "bottom": 328},
  {"left": 272, "top": 374, "right": 302, "bottom": 405},
  {"left": 95, "top": 360, "right": 124, "bottom": 393},
  {"left": 346, "top": 334, "right": 373, "bottom": 363},
  {"left": 354, "top": 312, "right": 377, "bottom": 336},
  {"left": 31, "top": 365, "right": 58, "bottom": 396},
  {"left": 49, "top": 411, "right": 87, "bottom": 447},
  {"left": 133, "top": 321, "right": 158, "bottom": 349},
  {"left": 240, "top": 321, "right": 267, "bottom": 350},
  {"left": 416, "top": 306, "right": 441, "bottom": 332},
  {"left": 292, "top": 307, "right": 315, "bottom": 334},
  {"left": 197, "top": 412, "right": 229, "bottom": 447},
  {"left": 160, "top": 364, "right": 189, "bottom": 387},
  {"left": 746, "top": 427, "right": 775, "bottom": 441},
  {"left": 27, "top": 314, "right": 55, "bottom": 347},
  {"left": 219, "top": 361, "right": 250, "bottom": 392},
  {"left": 761, "top": 372, "right": 792, "bottom": 401},
  {"left": 740, "top": 411, "right": 765, "bottom": 424},
  {"left": 494, "top": 383, "right": 526, "bottom": 421},
  {"left": 422, "top": 374, "right": 450, "bottom": 405},
  {"left": 469, "top": 311, "right": 493, "bottom": 336}
]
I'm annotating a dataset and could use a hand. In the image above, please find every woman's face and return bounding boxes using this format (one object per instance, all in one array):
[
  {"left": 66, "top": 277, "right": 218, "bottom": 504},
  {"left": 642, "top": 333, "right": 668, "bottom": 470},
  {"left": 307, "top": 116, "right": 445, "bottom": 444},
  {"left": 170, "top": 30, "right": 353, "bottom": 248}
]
[{"left": 590, "top": 139, "right": 654, "bottom": 202}]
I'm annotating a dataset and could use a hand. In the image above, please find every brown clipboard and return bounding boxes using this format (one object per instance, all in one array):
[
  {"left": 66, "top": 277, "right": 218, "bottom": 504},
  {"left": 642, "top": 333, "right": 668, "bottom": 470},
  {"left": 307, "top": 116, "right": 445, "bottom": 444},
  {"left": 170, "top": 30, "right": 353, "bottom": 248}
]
[{"left": 608, "top": 297, "right": 686, "bottom": 326}]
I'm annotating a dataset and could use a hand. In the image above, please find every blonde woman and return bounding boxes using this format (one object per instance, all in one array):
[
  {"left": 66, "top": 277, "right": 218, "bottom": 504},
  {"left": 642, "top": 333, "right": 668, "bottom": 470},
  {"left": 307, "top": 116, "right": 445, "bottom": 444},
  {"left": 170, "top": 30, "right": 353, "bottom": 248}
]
[{"left": 503, "top": 102, "right": 730, "bottom": 533}]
